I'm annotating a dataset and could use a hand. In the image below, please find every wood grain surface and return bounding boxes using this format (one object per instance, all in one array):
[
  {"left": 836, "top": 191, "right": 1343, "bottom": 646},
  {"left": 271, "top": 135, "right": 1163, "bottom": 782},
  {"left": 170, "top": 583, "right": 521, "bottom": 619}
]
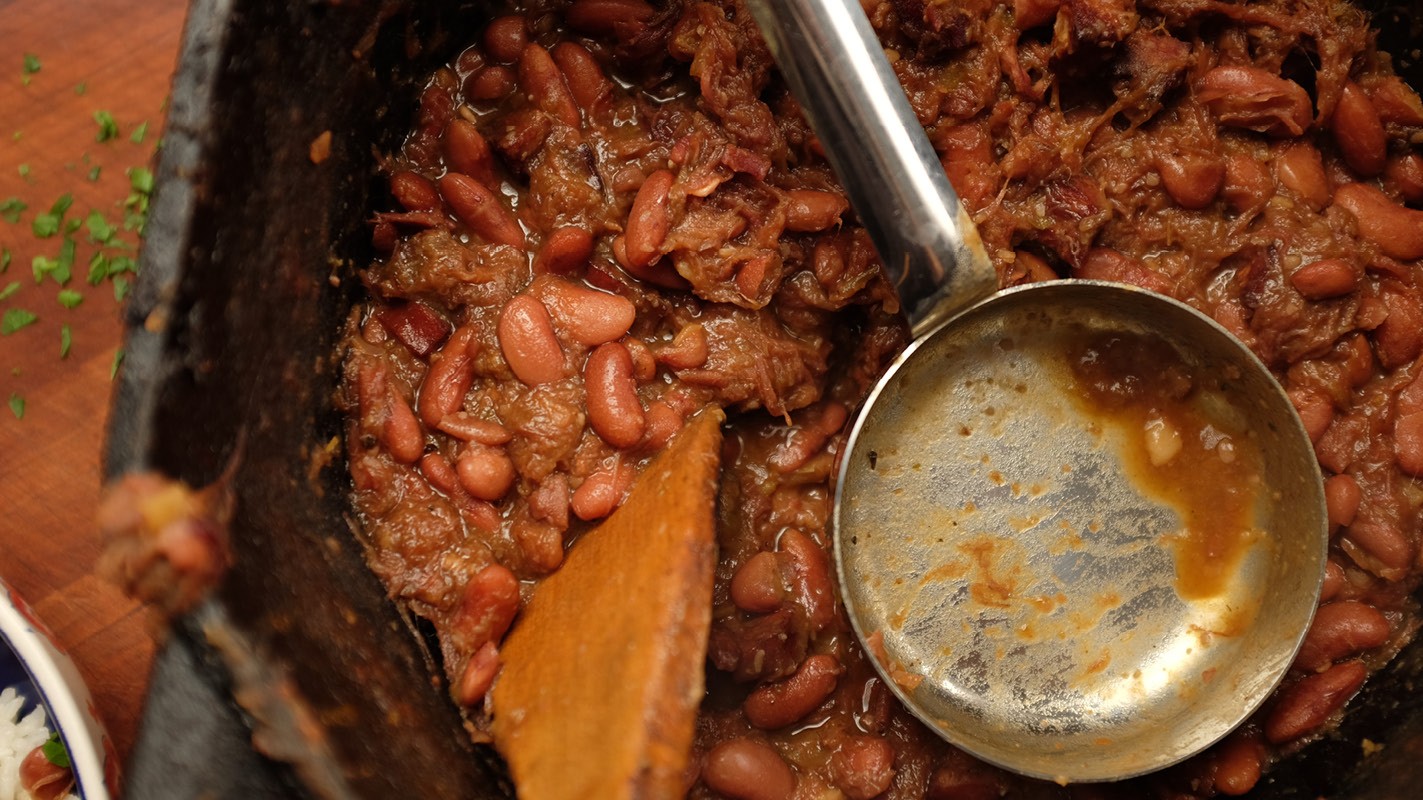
[{"left": 0, "top": 0, "right": 189, "bottom": 776}]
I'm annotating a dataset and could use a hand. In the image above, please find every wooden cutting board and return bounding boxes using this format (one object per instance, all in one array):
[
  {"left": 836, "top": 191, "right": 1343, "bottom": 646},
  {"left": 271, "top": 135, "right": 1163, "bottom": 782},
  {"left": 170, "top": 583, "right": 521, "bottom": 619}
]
[{"left": 0, "top": 0, "right": 188, "bottom": 769}]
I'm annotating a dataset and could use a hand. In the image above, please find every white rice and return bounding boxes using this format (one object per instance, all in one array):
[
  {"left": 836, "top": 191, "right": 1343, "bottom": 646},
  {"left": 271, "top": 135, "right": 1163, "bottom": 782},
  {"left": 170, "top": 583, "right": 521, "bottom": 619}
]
[{"left": 0, "top": 686, "right": 75, "bottom": 800}]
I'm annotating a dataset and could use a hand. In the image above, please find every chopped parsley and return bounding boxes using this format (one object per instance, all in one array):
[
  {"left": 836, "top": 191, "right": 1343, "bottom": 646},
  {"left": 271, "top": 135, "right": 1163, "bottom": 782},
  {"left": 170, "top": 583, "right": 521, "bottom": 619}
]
[
  {"left": 110, "top": 348, "right": 124, "bottom": 379},
  {"left": 31, "top": 194, "right": 75, "bottom": 239},
  {"left": 86, "top": 210, "right": 116, "bottom": 244},
  {"left": 130, "top": 121, "right": 149, "bottom": 143},
  {"left": 0, "top": 281, "right": 18, "bottom": 301},
  {"left": 17, "top": 164, "right": 30, "bottom": 180},
  {"left": 57, "top": 289, "right": 83, "bottom": 308},
  {"left": 8, "top": 393, "right": 23, "bottom": 420},
  {"left": 22, "top": 54, "right": 40, "bottom": 76},
  {"left": 40, "top": 732, "right": 68, "bottom": 768},
  {"left": 113, "top": 275, "right": 130, "bottom": 301},
  {"left": 86, "top": 252, "right": 109, "bottom": 285},
  {"left": 1, "top": 249, "right": 10, "bottom": 272},
  {"left": 94, "top": 110, "right": 119, "bottom": 142},
  {"left": 60, "top": 324, "right": 71, "bottom": 358},
  {"left": 74, "top": 82, "right": 86, "bottom": 95},
  {"left": 0, "top": 197, "right": 24, "bottom": 223},
  {"left": 1, "top": 308, "right": 38, "bottom": 335},
  {"left": 87, "top": 165, "right": 101, "bottom": 181}
]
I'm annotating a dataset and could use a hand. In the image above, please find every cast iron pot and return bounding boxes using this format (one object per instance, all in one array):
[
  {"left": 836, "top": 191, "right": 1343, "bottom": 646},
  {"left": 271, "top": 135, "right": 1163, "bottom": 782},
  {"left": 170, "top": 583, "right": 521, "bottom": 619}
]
[{"left": 104, "top": 0, "right": 1423, "bottom": 797}]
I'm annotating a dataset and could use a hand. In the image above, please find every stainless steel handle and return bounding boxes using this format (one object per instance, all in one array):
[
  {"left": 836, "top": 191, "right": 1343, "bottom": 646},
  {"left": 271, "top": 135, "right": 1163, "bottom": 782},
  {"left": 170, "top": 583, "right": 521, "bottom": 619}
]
[{"left": 747, "top": 0, "right": 996, "bottom": 336}]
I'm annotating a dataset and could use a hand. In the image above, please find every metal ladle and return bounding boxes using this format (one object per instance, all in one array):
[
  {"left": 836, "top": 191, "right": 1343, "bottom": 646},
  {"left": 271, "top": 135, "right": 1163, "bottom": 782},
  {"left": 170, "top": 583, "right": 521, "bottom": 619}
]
[{"left": 749, "top": 0, "right": 1328, "bottom": 783}]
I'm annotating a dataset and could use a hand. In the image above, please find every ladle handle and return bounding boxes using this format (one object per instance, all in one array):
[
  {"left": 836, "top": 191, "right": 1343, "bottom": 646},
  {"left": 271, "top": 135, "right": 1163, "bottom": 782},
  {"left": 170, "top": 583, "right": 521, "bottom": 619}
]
[{"left": 747, "top": 0, "right": 997, "bottom": 337}]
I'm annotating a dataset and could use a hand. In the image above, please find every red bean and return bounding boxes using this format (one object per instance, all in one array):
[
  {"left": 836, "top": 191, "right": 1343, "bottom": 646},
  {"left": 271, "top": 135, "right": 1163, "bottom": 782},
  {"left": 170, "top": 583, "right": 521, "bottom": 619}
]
[
  {"left": 390, "top": 170, "right": 442, "bottom": 212},
  {"left": 1294, "top": 601, "right": 1391, "bottom": 672},
  {"left": 1014, "top": 250, "right": 1058, "bottom": 283},
  {"left": 768, "top": 402, "right": 850, "bottom": 474},
  {"left": 518, "top": 43, "right": 581, "bottom": 128},
  {"left": 744, "top": 654, "right": 842, "bottom": 729},
  {"left": 1386, "top": 153, "right": 1423, "bottom": 204},
  {"left": 465, "top": 65, "right": 516, "bottom": 102},
  {"left": 1343, "top": 520, "right": 1414, "bottom": 580},
  {"left": 780, "top": 530, "right": 837, "bottom": 633},
  {"left": 1222, "top": 151, "right": 1275, "bottom": 212},
  {"left": 513, "top": 518, "right": 564, "bottom": 574},
  {"left": 625, "top": 169, "right": 676, "bottom": 271},
  {"left": 484, "top": 15, "right": 528, "bottom": 64},
  {"left": 785, "top": 189, "right": 850, "bottom": 232},
  {"left": 442, "top": 118, "right": 496, "bottom": 187},
  {"left": 1273, "top": 143, "right": 1331, "bottom": 211},
  {"left": 1289, "top": 258, "right": 1358, "bottom": 300},
  {"left": 1197, "top": 65, "right": 1313, "bottom": 137},
  {"left": 1394, "top": 411, "right": 1423, "bottom": 477},
  {"left": 457, "top": 563, "right": 520, "bottom": 648},
  {"left": 1321, "top": 558, "right": 1346, "bottom": 602},
  {"left": 438, "top": 413, "right": 513, "bottom": 446},
  {"left": 540, "top": 279, "right": 637, "bottom": 346},
  {"left": 457, "top": 443, "right": 516, "bottom": 501},
  {"left": 570, "top": 461, "right": 634, "bottom": 520},
  {"left": 585, "top": 342, "right": 647, "bottom": 448},
  {"left": 1287, "top": 388, "right": 1334, "bottom": 443},
  {"left": 1265, "top": 660, "right": 1367, "bottom": 744},
  {"left": 565, "top": 0, "right": 655, "bottom": 37},
  {"left": 382, "top": 387, "right": 425, "bottom": 465},
  {"left": 831, "top": 735, "right": 897, "bottom": 800},
  {"left": 1156, "top": 151, "right": 1225, "bottom": 210},
  {"left": 552, "top": 42, "right": 614, "bottom": 117},
  {"left": 1323, "top": 474, "right": 1362, "bottom": 528},
  {"left": 701, "top": 739, "right": 797, "bottom": 800},
  {"left": 1369, "top": 76, "right": 1423, "bottom": 125},
  {"left": 419, "top": 325, "right": 478, "bottom": 428},
  {"left": 1332, "top": 82, "right": 1388, "bottom": 177},
  {"left": 438, "top": 172, "right": 525, "bottom": 248},
  {"left": 498, "top": 294, "right": 567, "bottom": 386},
  {"left": 456, "top": 641, "right": 501, "bottom": 706},
  {"left": 641, "top": 401, "right": 684, "bottom": 450},
  {"left": 532, "top": 226, "right": 595, "bottom": 275},
  {"left": 1211, "top": 733, "right": 1263, "bottom": 796},
  {"left": 731, "top": 552, "right": 786, "bottom": 614},
  {"left": 529, "top": 473, "right": 571, "bottom": 530},
  {"left": 654, "top": 323, "right": 710, "bottom": 370},
  {"left": 622, "top": 336, "right": 658, "bottom": 382},
  {"left": 1075, "top": 247, "right": 1172, "bottom": 294},
  {"left": 1376, "top": 289, "right": 1423, "bottom": 369},
  {"left": 1333, "top": 182, "right": 1423, "bottom": 260}
]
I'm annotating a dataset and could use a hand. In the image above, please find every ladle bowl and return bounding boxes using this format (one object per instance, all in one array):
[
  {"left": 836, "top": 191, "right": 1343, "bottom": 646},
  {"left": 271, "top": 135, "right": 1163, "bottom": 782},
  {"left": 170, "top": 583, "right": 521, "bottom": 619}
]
[{"left": 749, "top": 0, "right": 1329, "bottom": 782}]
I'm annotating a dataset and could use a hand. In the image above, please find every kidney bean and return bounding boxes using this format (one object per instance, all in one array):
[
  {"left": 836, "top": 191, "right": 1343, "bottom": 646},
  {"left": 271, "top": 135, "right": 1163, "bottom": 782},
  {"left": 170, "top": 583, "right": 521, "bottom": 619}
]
[
  {"left": 1197, "top": 65, "right": 1313, "bottom": 137},
  {"left": 1386, "top": 153, "right": 1423, "bottom": 204},
  {"left": 731, "top": 551, "right": 787, "bottom": 613},
  {"left": 382, "top": 387, "right": 425, "bottom": 465},
  {"left": 785, "top": 189, "right": 850, "bottom": 232},
  {"left": 701, "top": 739, "right": 797, "bottom": 800},
  {"left": 736, "top": 252, "right": 774, "bottom": 302},
  {"left": 1265, "top": 660, "right": 1367, "bottom": 743},
  {"left": 465, "top": 65, "right": 516, "bottom": 102},
  {"left": 1222, "top": 151, "right": 1275, "bottom": 212},
  {"left": 1289, "top": 258, "right": 1358, "bottom": 300},
  {"left": 419, "top": 451, "right": 463, "bottom": 497},
  {"left": 532, "top": 226, "right": 595, "bottom": 275},
  {"left": 457, "top": 563, "right": 520, "bottom": 648},
  {"left": 540, "top": 279, "right": 636, "bottom": 346},
  {"left": 654, "top": 323, "right": 710, "bottom": 370},
  {"left": 1321, "top": 558, "right": 1346, "bottom": 602},
  {"left": 552, "top": 42, "right": 614, "bottom": 117},
  {"left": 375, "top": 300, "right": 451, "bottom": 358},
  {"left": 529, "top": 473, "right": 571, "bottom": 530},
  {"left": 518, "top": 43, "right": 581, "bottom": 128},
  {"left": 484, "top": 15, "right": 528, "bottom": 64},
  {"left": 585, "top": 342, "right": 647, "bottom": 448},
  {"left": 565, "top": 0, "right": 655, "bottom": 36},
  {"left": 1014, "top": 249, "right": 1058, "bottom": 283},
  {"left": 831, "top": 735, "right": 897, "bottom": 800},
  {"left": 1368, "top": 75, "right": 1423, "bottom": 125},
  {"left": 1287, "top": 388, "right": 1334, "bottom": 443},
  {"left": 418, "top": 325, "right": 478, "bottom": 428},
  {"left": 1374, "top": 289, "right": 1423, "bottom": 369},
  {"left": 498, "top": 295, "right": 568, "bottom": 386},
  {"left": 372, "top": 219, "right": 398, "bottom": 253},
  {"left": 744, "top": 653, "right": 842, "bottom": 729},
  {"left": 1332, "top": 182, "right": 1423, "bottom": 260},
  {"left": 1323, "top": 474, "right": 1362, "bottom": 528},
  {"left": 641, "top": 401, "right": 684, "bottom": 450},
  {"left": 456, "top": 641, "right": 501, "bottom": 706},
  {"left": 1333, "top": 334, "right": 1374, "bottom": 389},
  {"left": 513, "top": 518, "right": 565, "bottom": 574},
  {"left": 1294, "top": 601, "right": 1391, "bottom": 672},
  {"left": 622, "top": 336, "right": 658, "bottom": 382},
  {"left": 442, "top": 119, "right": 496, "bottom": 187},
  {"left": 1014, "top": 0, "right": 1063, "bottom": 29},
  {"left": 438, "top": 413, "right": 513, "bottom": 446},
  {"left": 1273, "top": 143, "right": 1331, "bottom": 210},
  {"left": 457, "top": 443, "right": 516, "bottom": 501},
  {"left": 1343, "top": 520, "right": 1414, "bottom": 580},
  {"left": 570, "top": 461, "right": 634, "bottom": 521},
  {"left": 1394, "top": 411, "right": 1423, "bottom": 476},
  {"left": 1211, "top": 733, "right": 1263, "bottom": 796},
  {"left": 438, "top": 172, "right": 525, "bottom": 248},
  {"left": 1156, "top": 151, "right": 1225, "bottom": 210},
  {"left": 625, "top": 169, "right": 676, "bottom": 270},
  {"left": 390, "top": 170, "right": 442, "bottom": 212},
  {"left": 780, "top": 530, "right": 837, "bottom": 633},
  {"left": 1074, "top": 247, "right": 1172, "bottom": 294},
  {"left": 768, "top": 401, "right": 850, "bottom": 474},
  {"left": 1332, "top": 82, "right": 1388, "bottom": 177}
]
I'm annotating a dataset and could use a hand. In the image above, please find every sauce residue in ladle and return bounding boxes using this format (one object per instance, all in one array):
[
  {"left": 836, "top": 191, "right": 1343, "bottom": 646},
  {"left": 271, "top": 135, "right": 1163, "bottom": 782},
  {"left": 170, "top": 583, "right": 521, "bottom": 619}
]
[{"left": 1065, "top": 328, "right": 1264, "bottom": 601}]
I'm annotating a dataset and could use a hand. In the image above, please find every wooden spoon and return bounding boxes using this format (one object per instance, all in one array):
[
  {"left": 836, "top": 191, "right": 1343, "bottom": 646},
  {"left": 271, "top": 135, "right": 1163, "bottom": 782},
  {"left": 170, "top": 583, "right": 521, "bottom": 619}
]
[{"left": 490, "top": 408, "right": 725, "bottom": 799}]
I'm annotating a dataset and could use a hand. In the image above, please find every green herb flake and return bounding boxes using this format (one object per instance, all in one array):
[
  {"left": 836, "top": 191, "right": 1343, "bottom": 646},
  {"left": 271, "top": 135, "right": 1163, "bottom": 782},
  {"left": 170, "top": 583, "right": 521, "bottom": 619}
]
[
  {"left": 94, "top": 110, "right": 119, "bottom": 142},
  {"left": 40, "top": 732, "right": 68, "bottom": 768},
  {"left": 86, "top": 210, "right": 116, "bottom": 244},
  {"left": 1, "top": 307, "right": 37, "bottom": 335},
  {"left": 113, "top": 275, "right": 131, "bottom": 302},
  {"left": 0, "top": 281, "right": 18, "bottom": 301},
  {"left": 31, "top": 256, "right": 56, "bottom": 283},
  {"left": 87, "top": 165, "right": 101, "bottom": 181},
  {"left": 87, "top": 252, "right": 109, "bottom": 285},
  {"left": 8, "top": 393, "right": 23, "bottom": 420},
  {"left": 109, "top": 348, "right": 124, "bottom": 379},
  {"left": 1, "top": 249, "right": 10, "bottom": 272},
  {"left": 128, "top": 166, "right": 154, "bottom": 194},
  {"left": 55, "top": 237, "right": 76, "bottom": 284},
  {"left": 130, "top": 121, "right": 149, "bottom": 144},
  {"left": 32, "top": 214, "right": 58, "bottom": 238},
  {"left": 0, "top": 197, "right": 24, "bottom": 223},
  {"left": 51, "top": 193, "right": 74, "bottom": 216},
  {"left": 59, "top": 324, "right": 71, "bottom": 359},
  {"left": 57, "top": 289, "right": 82, "bottom": 308},
  {"left": 17, "top": 164, "right": 30, "bottom": 180},
  {"left": 22, "top": 53, "right": 40, "bottom": 76},
  {"left": 74, "top": 82, "right": 86, "bottom": 95},
  {"left": 107, "top": 255, "right": 136, "bottom": 276}
]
